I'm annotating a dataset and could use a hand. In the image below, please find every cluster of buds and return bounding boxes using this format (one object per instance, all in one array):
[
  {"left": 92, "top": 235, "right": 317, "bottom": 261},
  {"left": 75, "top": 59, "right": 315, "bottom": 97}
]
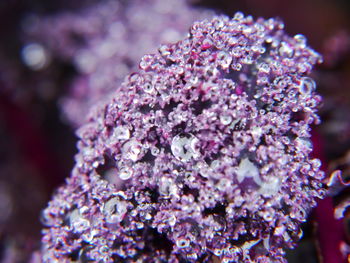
[{"left": 40, "top": 14, "right": 325, "bottom": 262}]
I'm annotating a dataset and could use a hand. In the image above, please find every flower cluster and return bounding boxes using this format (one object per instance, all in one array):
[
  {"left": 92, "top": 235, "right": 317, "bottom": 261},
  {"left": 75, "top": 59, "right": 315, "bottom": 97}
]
[
  {"left": 23, "top": 0, "right": 212, "bottom": 127},
  {"left": 41, "top": 14, "right": 325, "bottom": 262}
]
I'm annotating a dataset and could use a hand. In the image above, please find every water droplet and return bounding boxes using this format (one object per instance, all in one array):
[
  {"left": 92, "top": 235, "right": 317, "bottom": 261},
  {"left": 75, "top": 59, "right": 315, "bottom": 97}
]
[
  {"left": 274, "top": 77, "right": 288, "bottom": 89},
  {"left": 197, "top": 162, "right": 211, "bottom": 178},
  {"left": 298, "top": 77, "right": 316, "bottom": 95},
  {"left": 294, "top": 34, "right": 307, "bottom": 47},
  {"left": 187, "top": 253, "right": 198, "bottom": 260},
  {"left": 82, "top": 229, "right": 98, "bottom": 243},
  {"left": 69, "top": 209, "right": 90, "bottom": 232},
  {"left": 259, "top": 176, "right": 281, "bottom": 196},
  {"left": 144, "top": 83, "right": 155, "bottom": 94},
  {"left": 297, "top": 229, "right": 303, "bottom": 239},
  {"left": 259, "top": 109, "right": 266, "bottom": 115},
  {"left": 176, "top": 237, "right": 190, "bottom": 248},
  {"left": 231, "top": 63, "right": 242, "bottom": 71},
  {"left": 144, "top": 213, "right": 152, "bottom": 220},
  {"left": 274, "top": 225, "right": 285, "bottom": 236},
  {"left": 295, "top": 137, "right": 312, "bottom": 152},
  {"left": 236, "top": 158, "right": 261, "bottom": 185},
  {"left": 22, "top": 43, "right": 49, "bottom": 70},
  {"left": 159, "top": 176, "right": 177, "bottom": 197},
  {"left": 279, "top": 42, "right": 294, "bottom": 57},
  {"left": 139, "top": 55, "right": 153, "bottom": 70},
  {"left": 168, "top": 215, "right": 176, "bottom": 226},
  {"left": 103, "top": 197, "right": 128, "bottom": 224},
  {"left": 263, "top": 237, "right": 270, "bottom": 250},
  {"left": 233, "top": 12, "right": 244, "bottom": 21},
  {"left": 283, "top": 231, "right": 291, "bottom": 242},
  {"left": 171, "top": 133, "right": 200, "bottom": 162},
  {"left": 174, "top": 66, "right": 184, "bottom": 75},
  {"left": 99, "top": 245, "right": 109, "bottom": 254},
  {"left": 214, "top": 248, "right": 223, "bottom": 256},
  {"left": 220, "top": 114, "right": 232, "bottom": 125},
  {"left": 136, "top": 222, "right": 144, "bottom": 229},
  {"left": 151, "top": 147, "right": 160, "bottom": 156},
  {"left": 201, "top": 38, "right": 213, "bottom": 50},
  {"left": 257, "top": 62, "right": 270, "bottom": 73},
  {"left": 217, "top": 51, "right": 232, "bottom": 69},
  {"left": 112, "top": 126, "right": 130, "bottom": 141},
  {"left": 290, "top": 205, "right": 307, "bottom": 221},
  {"left": 119, "top": 167, "right": 133, "bottom": 180},
  {"left": 262, "top": 211, "right": 273, "bottom": 221},
  {"left": 259, "top": 47, "right": 266, "bottom": 54},
  {"left": 242, "top": 26, "right": 253, "bottom": 35},
  {"left": 222, "top": 257, "right": 234, "bottom": 263},
  {"left": 213, "top": 19, "right": 225, "bottom": 30},
  {"left": 122, "top": 139, "right": 143, "bottom": 161},
  {"left": 311, "top": 158, "right": 321, "bottom": 169},
  {"left": 241, "top": 55, "right": 253, "bottom": 64},
  {"left": 158, "top": 45, "right": 171, "bottom": 56},
  {"left": 228, "top": 36, "right": 239, "bottom": 46}
]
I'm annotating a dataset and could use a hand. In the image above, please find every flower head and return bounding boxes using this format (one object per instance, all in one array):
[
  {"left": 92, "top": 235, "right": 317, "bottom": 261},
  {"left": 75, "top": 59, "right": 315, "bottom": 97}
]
[{"left": 41, "top": 14, "right": 325, "bottom": 262}]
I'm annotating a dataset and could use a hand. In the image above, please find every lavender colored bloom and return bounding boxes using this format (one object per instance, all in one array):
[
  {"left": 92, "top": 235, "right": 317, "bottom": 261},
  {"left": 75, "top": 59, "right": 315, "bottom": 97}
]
[
  {"left": 41, "top": 14, "right": 325, "bottom": 262},
  {"left": 23, "top": 0, "right": 212, "bottom": 127}
]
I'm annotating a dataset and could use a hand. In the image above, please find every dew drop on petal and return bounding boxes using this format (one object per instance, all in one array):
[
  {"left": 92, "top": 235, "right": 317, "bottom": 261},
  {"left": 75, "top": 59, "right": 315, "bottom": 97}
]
[
  {"left": 220, "top": 114, "right": 233, "bottom": 125},
  {"left": 214, "top": 248, "right": 223, "bottom": 256},
  {"left": 168, "top": 215, "right": 176, "bottom": 226},
  {"left": 144, "top": 82, "right": 155, "bottom": 94},
  {"left": 310, "top": 158, "right": 321, "bottom": 169},
  {"left": 299, "top": 77, "right": 316, "bottom": 95},
  {"left": 259, "top": 176, "right": 281, "bottom": 196},
  {"left": 257, "top": 62, "right": 270, "bottom": 73},
  {"left": 159, "top": 176, "right": 177, "bottom": 197},
  {"left": 171, "top": 133, "right": 200, "bottom": 162},
  {"left": 231, "top": 63, "right": 242, "bottom": 71},
  {"left": 122, "top": 139, "right": 143, "bottom": 161},
  {"left": 236, "top": 158, "right": 260, "bottom": 184},
  {"left": 69, "top": 209, "right": 90, "bottom": 233},
  {"left": 176, "top": 237, "right": 190, "bottom": 248},
  {"left": 294, "top": 34, "right": 307, "bottom": 47},
  {"left": 278, "top": 42, "right": 294, "bottom": 57},
  {"left": 139, "top": 55, "right": 153, "bottom": 70},
  {"left": 297, "top": 229, "right": 303, "bottom": 239},
  {"left": 119, "top": 167, "right": 133, "bottom": 180},
  {"left": 233, "top": 12, "right": 244, "bottom": 21},
  {"left": 217, "top": 51, "right": 232, "bottom": 69},
  {"left": 103, "top": 197, "right": 128, "bottom": 224},
  {"left": 263, "top": 236, "right": 270, "bottom": 250},
  {"left": 151, "top": 146, "right": 160, "bottom": 156},
  {"left": 187, "top": 253, "right": 198, "bottom": 260},
  {"left": 112, "top": 126, "right": 130, "bottom": 140},
  {"left": 158, "top": 45, "right": 171, "bottom": 56}
]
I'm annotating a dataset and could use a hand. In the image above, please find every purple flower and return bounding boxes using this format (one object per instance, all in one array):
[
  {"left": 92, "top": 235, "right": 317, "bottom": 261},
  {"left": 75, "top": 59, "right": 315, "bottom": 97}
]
[{"left": 40, "top": 14, "right": 325, "bottom": 262}]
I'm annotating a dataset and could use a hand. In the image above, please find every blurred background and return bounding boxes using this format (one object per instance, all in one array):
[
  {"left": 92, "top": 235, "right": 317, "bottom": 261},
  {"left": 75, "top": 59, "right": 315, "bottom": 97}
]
[{"left": 0, "top": 0, "right": 349, "bottom": 262}]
